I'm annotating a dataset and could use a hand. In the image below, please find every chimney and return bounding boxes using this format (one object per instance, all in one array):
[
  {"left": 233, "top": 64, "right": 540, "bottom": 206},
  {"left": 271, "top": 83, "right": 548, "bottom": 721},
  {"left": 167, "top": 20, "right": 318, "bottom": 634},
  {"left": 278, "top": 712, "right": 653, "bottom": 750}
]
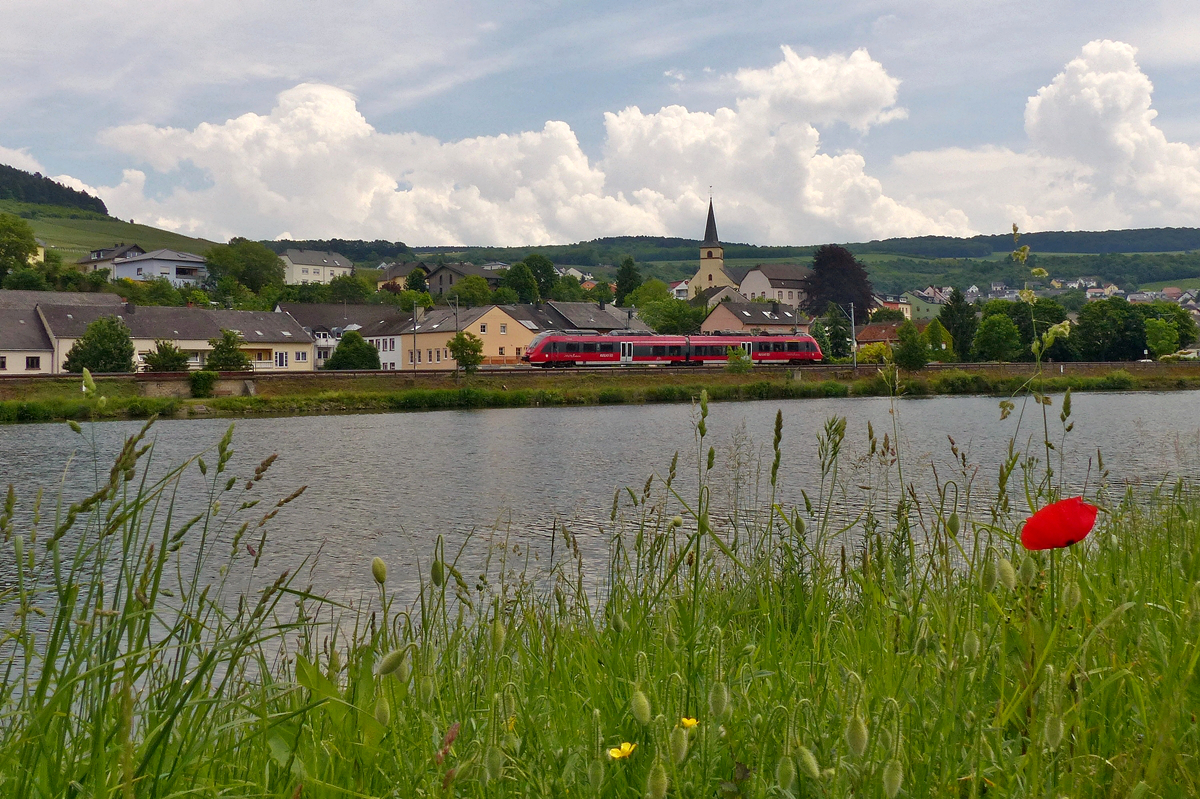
[
  {"left": 599, "top": 300, "right": 606, "bottom": 309},
  {"left": 771, "top": 301, "right": 780, "bottom": 315},
  {"left": 415, "top": 305, "right": 427, "bottom": 322},
  {"left": 125, "top": 302, "right": 136, "bottom": 314}
]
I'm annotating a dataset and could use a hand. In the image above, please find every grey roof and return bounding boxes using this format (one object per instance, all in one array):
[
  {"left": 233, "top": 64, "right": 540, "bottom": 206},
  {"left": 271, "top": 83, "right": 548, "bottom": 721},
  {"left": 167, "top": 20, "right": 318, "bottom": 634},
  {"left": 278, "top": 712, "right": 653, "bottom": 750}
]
[
  {"left": 283, "top": 249, "right": 353, "bottom": 268},
  {"left": 694, "top": 286, "right": 742, "bottom": 305},
  {"left": 497, "top": 304, "right": 566, "bottom": 332},
  {"left": 0, "top": 307, "right": 54, "bottom": 352},
  {"left": 358, "top": 306, "right": 490, "bottom": 338},
  {"left": 77, "top": 244, "right": 144, "bottom": 265},
  {"left": 113, "top": 248, "right": 206, "bottom": 264},
  {"left": 724, "top": 266, "right": 752, "bottom": 285},
  {"left": 546, "top": 301, "right": 650, "bottom": 332},
  {"left": 706, "top": 300, "right": 808, "bottom": 328},
  {"left": 747, "top": 263, "right": 811, "bottom": 289},
  {"left": 702, "top": 200, "right": 719, "bottom": 246},
  {"left": 426, "top": 262, "right": 500, "bottom": 280},
  {"left": 276, "top": 302, "right": 410, "bottom": 334},
  {"left": 0, "top": 290, "right": 123, "bottom": 308},
  {"left": 379, "top": 261, "right": 427, "bottom": 281},
  {"left": 37, "top": 304, "right": 312, "bottom": 344}
]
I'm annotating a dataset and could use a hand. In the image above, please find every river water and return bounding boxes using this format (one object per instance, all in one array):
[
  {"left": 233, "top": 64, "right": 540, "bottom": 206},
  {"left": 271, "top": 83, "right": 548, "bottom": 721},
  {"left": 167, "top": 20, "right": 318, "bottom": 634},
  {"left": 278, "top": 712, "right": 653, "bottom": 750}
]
[{"left": 2, "top": 392, "right": 1199, "bottom": 600}]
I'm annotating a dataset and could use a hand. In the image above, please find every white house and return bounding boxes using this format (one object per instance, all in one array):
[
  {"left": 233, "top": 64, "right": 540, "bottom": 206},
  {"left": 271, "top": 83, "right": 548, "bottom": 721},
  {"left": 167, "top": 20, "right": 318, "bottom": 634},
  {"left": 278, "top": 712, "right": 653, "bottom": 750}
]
[
  {"left": 110, "top": 249, "right": 208, "bottom": 287},
  {"left": 670, "top": 279, "right": 689, "bottom": 299},
  {"left": 736, "top": 264, "right": 810, "bottom": 307},
  {"left": 281, "top": 249, "right": 354, "bottom": 285}
]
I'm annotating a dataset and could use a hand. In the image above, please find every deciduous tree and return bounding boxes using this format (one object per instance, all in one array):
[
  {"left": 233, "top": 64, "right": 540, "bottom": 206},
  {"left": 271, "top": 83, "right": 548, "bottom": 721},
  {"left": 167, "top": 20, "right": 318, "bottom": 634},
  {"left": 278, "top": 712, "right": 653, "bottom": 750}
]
[
  {"left": 446, "top": 274, "right": 492, "bottom": 306},
  {"left": 971, "top": 314, "right": 1022, "bottom": 362},
  {"left": 614, "top": 256, "right": 642, "bottom": 306},
  {"left": 205, "top": 329, "right": 252, "bottom": 371},
  {"left": 64, "top": 316, "right": 135, "bottom": 373},
  {"left": 1144, "top": 318, "right": 1179, "bottom": 358},
  {"left": 822, "top": 302, "right": 852, "bottom": 359},
  {"left": 522, "top": 254, "right": 558, "bottom": 299},
  {"left": 892, "top": 320, "right": 928, "bottom": 371},
  {"left": 799, "top": 245, "right": 874, "bottom": 317},
  {"left": 640, "top": 299, "right": 705, "bottom": 334},
  {"left": 404, "top": 268, "right": 428, "bottom": 293},
  {"left": 143, "top": 340, "right": 190, "bottom": 372},
  {"left": 626, "top": 279, "right": 671, "bottom": 307},
  {"left": 447, "top": 330, "right": 484, "bottom": 374},
  {"left": 1074, "top": 297, "right": 1145, "bottom": 361},
  {"left": 502, "top": 262, "right": 539, "bottom": 303},
  {"left": 0, "top": 213, "right": 37, "bottom": 281},
  {"left": 323, "top": 330, "right": 380, "bottom": 370},
  {"left": 870, "top": 307, "right": 906, "bottom": 323},
  {"left": 204, "top": 239, "right": 285, "bottom": 293}
]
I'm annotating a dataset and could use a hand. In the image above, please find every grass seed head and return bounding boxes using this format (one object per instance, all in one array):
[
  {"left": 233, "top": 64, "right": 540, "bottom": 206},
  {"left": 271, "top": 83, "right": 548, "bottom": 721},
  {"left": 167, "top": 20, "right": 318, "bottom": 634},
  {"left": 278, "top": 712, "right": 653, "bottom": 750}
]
[
  {"left": 846, "top": 712, "right": 869, "bottom": 758},
  {"left": 798, "top": 746, "right": 820, "bottom": 781},
  {"left": 631, "top": 688, "right": 652, "bottom": 725},
  {"left": 998, "top": 558, "right": 1018, "bottom": 591},
  {"left": 883, "top": 758, "right": 904, "bottom": 798},
  {"left": 371, "top": 556, "right": 387, "bottom": 585},
  {"left": 647, "top": 760, "right": 669, "bottom": 799},
  {"left": 491, "top": 619, "right": 506, "bottom": 652},
  {"left": 776, "top": 755, "right": 796, "bottom": 791}
]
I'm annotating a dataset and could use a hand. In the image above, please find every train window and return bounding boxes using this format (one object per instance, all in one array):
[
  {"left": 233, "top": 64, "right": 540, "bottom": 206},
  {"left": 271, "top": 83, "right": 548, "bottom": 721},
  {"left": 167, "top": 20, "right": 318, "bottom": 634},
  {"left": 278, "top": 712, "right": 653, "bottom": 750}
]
[
  {"left": 757, "top": 342, "right": 771, "bottom": 352},
  {"left": 668, "top": 345, "right": 682, "bottom": 356},
  {"left": 652, "top": 346, "right": 666, "bottom": 356},
  {"left": 599, "top": 343, "right": 614, "bottom": 353},
  {"left": 805, "top": 341, "right": 815, "bottom": 351},
  {"left": 787, "top": 342, "right": 800, "bottom": 352},
  {"left": 583, "top": 342, "right": 597, "bottom": 353},
  {"left": 773, "top": 342, "right": 786, "bottom": 352},
  {"left": 565, "top": 343, "right": 580, "bottom": 353},
  {"left": 693, "top": 346, "right": 707, "bottom": 356}
]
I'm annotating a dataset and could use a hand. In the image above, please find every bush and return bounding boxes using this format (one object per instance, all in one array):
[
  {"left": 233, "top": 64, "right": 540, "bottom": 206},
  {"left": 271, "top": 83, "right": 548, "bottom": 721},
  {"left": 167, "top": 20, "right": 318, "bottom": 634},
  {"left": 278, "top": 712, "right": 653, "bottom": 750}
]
[
  {"left": 725, "top": 346, "right": 752, "bottom": 374},
  {"left": 190, "top": 371, "right": 218, "bottom": 398}
]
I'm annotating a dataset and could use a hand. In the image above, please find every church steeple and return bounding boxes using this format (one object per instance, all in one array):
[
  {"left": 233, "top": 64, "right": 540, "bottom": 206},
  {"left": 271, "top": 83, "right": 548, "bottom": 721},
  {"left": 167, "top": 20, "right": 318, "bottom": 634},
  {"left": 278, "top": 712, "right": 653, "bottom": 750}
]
[{"left": 702, "top": 199, "right": 719, "bottom": 246}]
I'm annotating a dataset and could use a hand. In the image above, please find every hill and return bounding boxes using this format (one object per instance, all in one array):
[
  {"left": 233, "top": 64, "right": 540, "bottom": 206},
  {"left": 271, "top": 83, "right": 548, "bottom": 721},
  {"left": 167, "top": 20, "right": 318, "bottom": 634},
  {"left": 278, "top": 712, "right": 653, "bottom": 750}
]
[
  {"left": 0, "top": 200, "right": 217, "bottom": 261},
  {"left": 0, "top": 164, "right": 107, "bottom": 214}
]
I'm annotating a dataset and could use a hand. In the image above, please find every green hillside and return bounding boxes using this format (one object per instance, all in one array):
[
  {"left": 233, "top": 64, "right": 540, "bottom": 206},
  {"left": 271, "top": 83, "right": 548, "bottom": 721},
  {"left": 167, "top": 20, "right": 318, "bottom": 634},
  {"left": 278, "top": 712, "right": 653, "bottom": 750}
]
[{"left": 0, "top": 200, "right": 217, "bottom": 261}]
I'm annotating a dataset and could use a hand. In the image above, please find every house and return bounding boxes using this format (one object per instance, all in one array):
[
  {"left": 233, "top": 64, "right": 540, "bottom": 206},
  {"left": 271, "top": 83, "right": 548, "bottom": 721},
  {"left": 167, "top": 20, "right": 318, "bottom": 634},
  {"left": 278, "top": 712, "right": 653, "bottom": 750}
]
[
  {"left": 77, "top": 244, "right": 146, "bottom": 274},
  {"left": 737, "top": 264, "right": 811, "bottom": 307},
  {"left": 0, "top": 290, "right": 125, "bottom": 374},
  {"left": 276, "top": 302, "right": 411, "bottom": 367},
  {"left": 29, "top": 239, "right": 46, "bottom": 266},
  {"left": 559, "top": 267, "right": 593, "bottom": 282},
  {"left": 480, "top": 262, "right": 509, "bottom": 271},
  {"left": 855, "top": 321, "right": 928, "bottom": 347},
  {"left": 694, "top": 285, "right": 743, "bottom": 308},
  {"left": 872, "top": 294, "right": 912, "bottom": 320},
  {"left": 669, "top": 280, "right": 690, "bottom": 299},
  {"left": 376, "top": 261, "right": 428, "bottom": 291},
  {"left": 109, "top": 249, "right": 208, "bottom": 287},
  {"left": 281, "top": 249, "right": 354, "bottom": 285},
  {"left": 1162, "top": 287, "right": 1183, "bottom": 301},
  {"left": 36, "top": 304, "right": 315, "bottom": 373},
  {"left": 700, "top": 300, "right": 809, "bottom": 334},
  {"left": 424, "top": 262, "right": 502, "bottom": 296},
  {"left": 901, "top": 290, "right": 944, "bottom": 320},
  {"left": 545, "top": 301, "right": 651, "bottom": 333},
  {"left": 688, "top": 201, "right": 741, "bottom": 299}
]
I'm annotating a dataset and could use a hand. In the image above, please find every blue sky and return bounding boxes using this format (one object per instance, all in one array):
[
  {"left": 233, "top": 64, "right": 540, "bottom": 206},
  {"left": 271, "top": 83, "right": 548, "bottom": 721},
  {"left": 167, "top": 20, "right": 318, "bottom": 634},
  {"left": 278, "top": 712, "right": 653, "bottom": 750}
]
[{"left": 3, "top": 0, "right": 1200, "bottom": 245}]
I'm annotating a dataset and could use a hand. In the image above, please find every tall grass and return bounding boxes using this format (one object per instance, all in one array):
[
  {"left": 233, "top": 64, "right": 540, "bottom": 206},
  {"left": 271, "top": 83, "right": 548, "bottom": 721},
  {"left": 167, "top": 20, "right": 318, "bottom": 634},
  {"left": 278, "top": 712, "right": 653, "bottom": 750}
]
[{"left": 1, "top": 387, "right": 1198, "bottom": 798}]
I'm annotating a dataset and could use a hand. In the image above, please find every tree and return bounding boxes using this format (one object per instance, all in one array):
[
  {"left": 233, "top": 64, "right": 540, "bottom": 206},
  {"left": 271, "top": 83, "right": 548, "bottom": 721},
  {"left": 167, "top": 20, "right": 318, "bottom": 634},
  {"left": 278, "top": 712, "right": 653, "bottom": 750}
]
[
  {"left": 856, "top": 342, "right": 893, "bottom": 364},
  {"left": 206, "top": 329, "right": 252, "bottom": 371},
  {"left": 446, "top": 274, "right": 492, "bottom": 306},
  {"left": 725, "top": 346, "right": 752, "bottom": 374},
  {"left": 447, "top": 330, "right": 484, "bottom": 374},
  {"left": 870, "top": 307, "right": 907, "bottom": 323},
  {"left": 822, "top": 302, "right": 852, "bottom": 359},
  {"left": 143, "top": 277, "right": 183, "bottom": 306},
  {"left": 1144, "top": 318, "right": 1179, "bottom": 358},
  {"left": 328, "top": 273, "right": 370, "bottom": 304},
  {"left": 64, "top": 316, "right": 135, "bottom": 373},
  {"left": 626, "top": 279, "right": 671, "bottom": 307},
  {"left": 938, "top": 289, "right": 977, "bottom": 357},
  {"left": 522, "top": 254, "right": 558, "bottom": 299},
  {"left": 971, "top": 314, "right": 1022, "bottom": 362},
  {"left": 1074, "top": 298, "right": 1145, "bottom": 361},
  {"left": 799, "top": 245, "right": 874, "bottom": 317},
  {"left": 492, "top": 286, "right": 520, "bottom": 304},
  {"left": 404, "top": 268, "right": 428, "bottom": 293},
  {"left": 143, "top": 340, "right": 190, "bottom": 372},
  {"left": 323, "top": 330, "right": 380, "bottom": 370},
  {"left": 2, "top": 267, "right": 50, "bottom": 290},
  {"left": 548, "top": 275, "right": 586, "bottom": 302},
  {"left": 204, "top": 239, "right": 285, "bottom": 293},
  {"left": 921, "top": 317, "right": 955, "bottom": 361},
  {"left": 0, "top": 213, "right": 38, "bottom": 282},
  {"left": 502, "top": 262, "right": 539, "bottom": 303},
  {"left": 893, "top": 320, "right": 928, "bottom": 371},
  {"left": 640, "top": 299, "right": 706, "bottom": 334},
  {"left": 614, "top": 256, "right": 642, "bottom": 306},
  {"left": 981, "top": 298, "right": 1072, "bottom": 361},
  {"left": 380, "top": 289, "right": 434, "bottom": 311},
  {"left": 586, "top": 281, "right": 613, "bottom": 304},
  {"left": 809, "top": 319, "right": 831, "bottom": 358},
  {"left": 1138, "top": 300, "right": 1197, "bottom": 350}
]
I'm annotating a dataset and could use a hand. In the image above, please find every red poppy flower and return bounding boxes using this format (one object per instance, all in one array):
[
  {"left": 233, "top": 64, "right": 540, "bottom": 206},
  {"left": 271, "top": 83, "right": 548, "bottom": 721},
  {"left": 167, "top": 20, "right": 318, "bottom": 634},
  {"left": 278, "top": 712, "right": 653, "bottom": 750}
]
[{"left": 1021, "top": 497, "right": 1099, "bottom": 550}]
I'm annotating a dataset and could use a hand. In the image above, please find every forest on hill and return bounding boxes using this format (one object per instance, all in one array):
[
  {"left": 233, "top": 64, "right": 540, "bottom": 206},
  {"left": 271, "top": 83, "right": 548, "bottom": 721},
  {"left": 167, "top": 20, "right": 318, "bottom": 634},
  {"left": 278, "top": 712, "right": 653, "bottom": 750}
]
[{"left": 0, "top": 164, "right": 108, "bottom": 215}]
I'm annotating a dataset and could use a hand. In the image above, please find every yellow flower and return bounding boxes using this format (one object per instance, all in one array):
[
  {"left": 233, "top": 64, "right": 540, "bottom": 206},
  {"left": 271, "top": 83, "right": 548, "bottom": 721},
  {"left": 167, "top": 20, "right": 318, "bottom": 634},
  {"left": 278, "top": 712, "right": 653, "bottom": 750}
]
[
  {"left": 680, "top": 717, "right": 698, "bottom": 729},
  {"left": 609, "top": 742, "right": 637, "bottom": 760},
  {"left": 1031, "top": 267, "right": 1048, "bottom": 278},
  {"left": 1018, "top": 288, "right": 1037, "bottom": 304},
  {"left": 506, "top": 714, "right": 517, "bottom": 732}
]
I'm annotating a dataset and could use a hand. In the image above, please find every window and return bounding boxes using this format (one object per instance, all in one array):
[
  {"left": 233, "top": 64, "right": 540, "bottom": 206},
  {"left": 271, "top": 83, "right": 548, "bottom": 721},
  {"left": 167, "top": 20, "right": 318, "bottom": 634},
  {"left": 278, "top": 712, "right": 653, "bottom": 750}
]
[
  {"left": 708, "top": 274, "right": 713, "bottom": 282},
  {"left": 479, "top": 323, "right": 488, "bottom": 334},
  {"left": 296, "top": 351, "right": 308, "bottom": 362},
  {"left": 582, "top": 342, "right": 597, "bottom": 353},
  {"left": 435, "top": 350, "right": 441, "bottom": 363},
  {"left": 787, "top": 342, "right": 800, "bottom": 352},
  {"left": 565, "top": 343, "right": 580, "bottom": 353},
  {"left": 256, "top": 351, "right": 265, "bottom": 361},
  {"left": 389, "top": 339, "right": 395, "bottom": 351},
  {"left": 498, "top": 347, "right": 505, "bottom": 356},
  {"left": 0, "top": 356, "right": 5, "bottom": 369},
  {"left": 500, "top": 323, "right": 507, "bottom": 334},
  {"left": 599, "top": 343, "right": 614, "bottom": 353},
  {"left": 302, "top": 268, "right": 309, "bottom": 274},
  {"left": 652, "top": 345, "right": 666, "bottom": 356},
  {"left": 515, "top": 347, "right": 521, "bottom": 356},
  {"left": 275, "top": 351, "right": 288, "bottom": 368},
  {"left": 778, "top": 291, "right": 784, "bottom": 299},
  {"left": 788, "top": 291, "right": 794, "bottom": 299},
  {"left": 427, "top": 349, "right": 433, "bottom": 362},
  {"left": 136, "top": 267, "right": 143, "bottom": 275},
  {"left": 707, "top": 250, "right": 713, "bottom": 258},
  {"left": 409, "top": 350, "right": 414, "bottom": 364},
  {"left": 443, "top": 348, "right": 449, "bottom": 360},
  {"left": 416, "top": 350, "right": 422, "bottom": 363}
]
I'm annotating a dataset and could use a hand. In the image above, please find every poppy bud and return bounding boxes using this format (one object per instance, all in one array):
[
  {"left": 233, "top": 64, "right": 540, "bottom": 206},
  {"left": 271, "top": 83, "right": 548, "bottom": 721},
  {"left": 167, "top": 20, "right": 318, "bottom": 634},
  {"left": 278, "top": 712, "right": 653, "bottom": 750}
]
[
  {"left": 846, "top": 712, "right": 868, "bottom": 757},
  {"left": 328, "top": 647, "right": 341, "bottom": 675},
  {"left": 664, "top": 627, "right": 678, "bottom": 650},
  {"left": 1063, "top": 581, "right": 1082, "bottom": 615},
  {"left": 947, "top": 512, "right": 960, "bottom": 536},
  {"left": 397, "top": 653, "right": 412, "bottom": 684},
  {"left": 883, "top": 758, "right": 904, "bottom": 798},
  {"left": 371, "top": 556, "right": 387, "bottom": 585},
  {"left": 612, "top": 615, "right": 627, "bottom": 634},
  {"left": 485, "top": 745, "right": 504, "bottom": 782},
  {"left": 708, "top": 682, "right": 729, "bottom": 720},
  {"left": 491, "top": 619, "right": 506, "bottom": 652},
  {"left": 647, "top": 760, "right": 669, "bottom": 799},
  {"left": 1019, "top": 555, "right": 1037, "bottom": 587},
  {"left": 671, "top": 515, "right": 684, "bottom": 528},
  {"left": 1044, "top": 714, "right": 1064, "bottom": 751},
  {"left": 418, "top": 675, "right": 435, "bottom": 704},
  {"left": 631, "top": 689, "right": 652, "bottom": 725},
  {"left": 374, "top": 694, "right": 390, "bottom": 727},
  {"left": 377, "top": 648, "right": 406, "bottom": 676},
  {"left": 431, "top": 560, "right": 445, "bottom": 587},
  {"left": 998, "top": 557, "right": 1017, "bottom": 591},
  {"left": 963, "top": 630, "right": 980, "bottom": 660},
  {"left": 798, "top": 747, "right": 820, "bottom": 781},
  {"left": 776, "top": 755, "right": 796, "bottom": 791},
  {"left": 707, "top": 447, "right": 715, "bottom": 471},
  {"left": 588, "top": 757, "right": 604, "bottom": 789},
  {"left": 670, "top": 725, "right": 689, "bottom": 764},
  {"left": 981, "top": 556, "right": 999, "bottom": 593},
  {"left": 879, "top": 729, "right": 892, "bottom": 752}
]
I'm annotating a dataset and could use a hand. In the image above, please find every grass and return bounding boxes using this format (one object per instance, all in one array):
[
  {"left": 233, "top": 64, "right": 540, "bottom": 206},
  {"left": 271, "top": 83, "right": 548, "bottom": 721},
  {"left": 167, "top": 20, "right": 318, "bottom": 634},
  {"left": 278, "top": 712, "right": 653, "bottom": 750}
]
[
  {"left": 1, "top": 385, "right": 1198, "bottom": 797},
  {"left": 1, "top": 199, "right": 217, "bottom": 260}
]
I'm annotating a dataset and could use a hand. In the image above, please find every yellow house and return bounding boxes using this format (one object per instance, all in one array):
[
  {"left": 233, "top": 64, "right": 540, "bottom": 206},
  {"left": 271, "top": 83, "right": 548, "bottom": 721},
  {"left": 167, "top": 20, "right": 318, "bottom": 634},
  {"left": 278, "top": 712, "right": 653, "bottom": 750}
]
[
  {"left": 701, "top": 300, "right": 810, "bottom": 334},
  {"left": 689, "top": 200, "right": 740, "bottom": 299},
  {"left": 36, "top": 305, "right": 316, "bottom": 373},
  {"left": 281, "top": 249, "right": 353, "bottom": 285}
]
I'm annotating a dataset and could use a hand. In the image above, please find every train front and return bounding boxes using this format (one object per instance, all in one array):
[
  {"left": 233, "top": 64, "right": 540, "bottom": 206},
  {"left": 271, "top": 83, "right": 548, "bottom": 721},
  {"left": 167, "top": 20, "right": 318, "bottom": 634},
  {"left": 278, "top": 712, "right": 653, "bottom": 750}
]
[{"left": 522, "top": 331, "right": 555, "bottom": 365}]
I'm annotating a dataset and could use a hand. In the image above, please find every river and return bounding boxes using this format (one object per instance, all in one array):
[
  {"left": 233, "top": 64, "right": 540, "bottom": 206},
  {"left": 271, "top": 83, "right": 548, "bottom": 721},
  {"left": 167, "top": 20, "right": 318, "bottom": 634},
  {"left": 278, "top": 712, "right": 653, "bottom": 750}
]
[{"left": 2, "top": 391, "right": 1198, "bottom": 600}]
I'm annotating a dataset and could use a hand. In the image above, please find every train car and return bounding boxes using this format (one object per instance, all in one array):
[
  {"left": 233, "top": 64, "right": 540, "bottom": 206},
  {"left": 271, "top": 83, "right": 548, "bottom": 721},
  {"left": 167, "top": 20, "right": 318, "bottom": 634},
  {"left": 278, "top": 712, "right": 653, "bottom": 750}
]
[{"left": 521, "top": 331, "right": 822, "bottom": 367}]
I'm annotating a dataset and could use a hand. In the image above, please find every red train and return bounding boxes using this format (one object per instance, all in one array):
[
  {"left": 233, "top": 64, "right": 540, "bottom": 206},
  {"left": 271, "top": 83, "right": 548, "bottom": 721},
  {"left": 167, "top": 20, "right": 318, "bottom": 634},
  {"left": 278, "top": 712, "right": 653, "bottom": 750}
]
[{"left": 521, "top": 331, "right": 822, "bottom": 367}]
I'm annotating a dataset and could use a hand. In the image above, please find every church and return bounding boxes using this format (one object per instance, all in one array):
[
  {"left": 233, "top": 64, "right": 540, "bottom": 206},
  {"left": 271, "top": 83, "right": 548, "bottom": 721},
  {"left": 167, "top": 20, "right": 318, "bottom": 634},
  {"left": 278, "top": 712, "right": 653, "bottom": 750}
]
[{"left": 687, "top": 200, "right": 741, "bottom": 300}]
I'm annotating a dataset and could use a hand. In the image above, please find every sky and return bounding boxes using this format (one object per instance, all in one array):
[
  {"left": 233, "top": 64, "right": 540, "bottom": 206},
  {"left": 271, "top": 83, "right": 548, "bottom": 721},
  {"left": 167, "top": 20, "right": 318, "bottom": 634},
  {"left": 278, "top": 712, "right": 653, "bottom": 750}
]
[{"left": 3, "top": 0, "right": 1200, "bottom": 247}]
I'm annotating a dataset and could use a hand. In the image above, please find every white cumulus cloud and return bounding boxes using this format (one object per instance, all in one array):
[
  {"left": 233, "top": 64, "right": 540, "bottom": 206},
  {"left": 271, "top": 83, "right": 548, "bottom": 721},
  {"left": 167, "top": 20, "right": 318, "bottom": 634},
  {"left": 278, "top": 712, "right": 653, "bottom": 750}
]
[
  {"left": 0, "top": 143, "right": 44, "bottom": 173},
  {"left": 83, "top": 47, "right": 957, "bottom": 245}
]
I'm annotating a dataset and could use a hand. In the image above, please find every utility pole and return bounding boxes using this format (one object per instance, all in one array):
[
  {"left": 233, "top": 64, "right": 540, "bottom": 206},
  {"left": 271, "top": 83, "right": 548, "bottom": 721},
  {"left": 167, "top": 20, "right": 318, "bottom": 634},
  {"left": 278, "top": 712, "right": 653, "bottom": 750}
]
[
  {"left": 412, "top": 303, "right": 418, "bottom": 372},
  {"left": 850, "top": 302, "right": 857, "bottom": 369}
]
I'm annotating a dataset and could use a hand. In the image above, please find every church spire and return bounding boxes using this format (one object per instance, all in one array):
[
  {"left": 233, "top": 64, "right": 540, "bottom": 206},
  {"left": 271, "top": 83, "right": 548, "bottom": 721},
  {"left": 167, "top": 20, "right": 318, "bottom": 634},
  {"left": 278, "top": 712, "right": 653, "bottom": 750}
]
[{"left": 702, "top": 199, "right": 719, "bottom": 246}]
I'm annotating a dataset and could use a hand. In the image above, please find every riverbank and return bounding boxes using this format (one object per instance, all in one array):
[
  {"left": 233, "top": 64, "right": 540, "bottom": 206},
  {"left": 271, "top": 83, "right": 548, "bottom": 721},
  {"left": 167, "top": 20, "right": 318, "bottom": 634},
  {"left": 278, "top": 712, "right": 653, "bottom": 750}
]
[{"left": 3, "top": 362, "right": 1200, "bottom": 423}]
